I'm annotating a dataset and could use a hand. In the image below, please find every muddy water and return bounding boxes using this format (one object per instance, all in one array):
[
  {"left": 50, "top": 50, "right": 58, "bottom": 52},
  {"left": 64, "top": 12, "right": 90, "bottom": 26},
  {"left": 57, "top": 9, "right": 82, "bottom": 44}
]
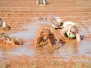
[{"left": 0, "top": 19, "right": 91, "bottom": 61}]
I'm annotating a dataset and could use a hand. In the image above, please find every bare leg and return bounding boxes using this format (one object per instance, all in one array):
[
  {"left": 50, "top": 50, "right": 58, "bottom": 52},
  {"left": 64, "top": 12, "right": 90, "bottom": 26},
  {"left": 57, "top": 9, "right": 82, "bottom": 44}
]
[
  {"left": 36, "top": 0, "right": 40, "bottom": 5},
  {"left": 43, "top": 0, "right": 46, "bottom": 5}
]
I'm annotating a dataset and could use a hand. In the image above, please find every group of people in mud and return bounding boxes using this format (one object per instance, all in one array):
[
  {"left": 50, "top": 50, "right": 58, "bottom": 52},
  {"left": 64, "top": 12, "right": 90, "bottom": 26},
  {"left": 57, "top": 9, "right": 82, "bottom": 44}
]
[
  {"left": 0, "top": 18, "right": 23, "bottom": 46},
  {"left": 0, "top": 17, "right": 81, "bottom": 48},
  {"left": 34, "top": 17, "right": 81, "bottom": 49}
]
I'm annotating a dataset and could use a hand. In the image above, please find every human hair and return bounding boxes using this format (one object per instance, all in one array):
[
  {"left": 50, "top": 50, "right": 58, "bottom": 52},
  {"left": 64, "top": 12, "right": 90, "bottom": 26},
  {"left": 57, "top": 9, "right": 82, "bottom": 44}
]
[
  {"left": 72, "top": 25, "right": 78, "bottom": 31},
  {"left": 42, "top": 29, "right": 50, "bottom": 34},
  {"left": 1, "top": 33, "right": 9, "bottom": 39},
  {"left": 51, "top": 19, "right": 58, "bottom": 24},
  {"left": 51, "top": 19, "right": 60, "bottom": 28}
]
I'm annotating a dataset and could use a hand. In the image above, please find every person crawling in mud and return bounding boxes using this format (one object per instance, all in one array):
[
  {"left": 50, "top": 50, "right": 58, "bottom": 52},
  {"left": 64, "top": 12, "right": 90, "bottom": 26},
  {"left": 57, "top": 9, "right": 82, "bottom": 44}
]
[
  {"left": 34, "top": 26, "right": 60, "bottom": 48},
  {"left": 0, "top": 33, "right": 23, "bottom": 46},
  {"left": 0, "top": 18, "right": 11, "bottom": 30},
  {"left": 60, "top": 21, "right": 81, "bottom": 42},
  {"left": 51, "top": 17, "right": 81, "bottom": 43}
]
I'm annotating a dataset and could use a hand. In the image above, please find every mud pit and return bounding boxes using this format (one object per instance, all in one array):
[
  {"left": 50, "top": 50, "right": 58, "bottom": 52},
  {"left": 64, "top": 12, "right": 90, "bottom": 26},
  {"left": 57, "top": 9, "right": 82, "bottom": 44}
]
[
  {"left": 0, "top": 0, "right": 91, "bottom": 68},
  {"left": 0, "top": 18, "right": 91, "bottom": 68}
]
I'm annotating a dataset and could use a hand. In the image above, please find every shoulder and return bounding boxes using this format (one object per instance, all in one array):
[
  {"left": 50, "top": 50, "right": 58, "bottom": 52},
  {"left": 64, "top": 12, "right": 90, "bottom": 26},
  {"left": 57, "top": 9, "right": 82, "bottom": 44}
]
[
  {"left": 63, "top": 24, "right": 72, "bottom": 30},
  {"left": 49, "top": 27, "right": 57, "bottom": 34},
  {"left": 61, "top": 25, "right": 71, "bottom": 33}
]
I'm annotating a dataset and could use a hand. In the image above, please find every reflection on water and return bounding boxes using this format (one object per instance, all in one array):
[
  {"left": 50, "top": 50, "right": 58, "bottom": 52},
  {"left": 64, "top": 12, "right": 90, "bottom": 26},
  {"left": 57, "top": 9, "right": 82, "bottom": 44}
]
[
  {"left": 58, "top": 41, "right": 81, "bottom": 59},
  {"left": 0, "top": 20, "right": 91, "bottom": 61}
]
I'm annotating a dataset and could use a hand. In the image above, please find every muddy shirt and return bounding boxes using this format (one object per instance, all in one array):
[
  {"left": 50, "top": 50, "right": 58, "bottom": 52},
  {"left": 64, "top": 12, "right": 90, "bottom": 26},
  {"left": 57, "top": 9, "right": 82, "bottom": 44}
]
[
  {"left": 66, "top": 28, "right": 76, "bottom": 38},
  {"left": 62, "top": 21, "right": 76, "bottom": 38}
]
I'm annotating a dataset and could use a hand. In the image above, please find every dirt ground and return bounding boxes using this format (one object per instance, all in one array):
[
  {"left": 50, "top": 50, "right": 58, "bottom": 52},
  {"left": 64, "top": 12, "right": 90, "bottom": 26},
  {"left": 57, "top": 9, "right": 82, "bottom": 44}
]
[{"left": 0, "top": 0, "right": 91, "bottom": 68}]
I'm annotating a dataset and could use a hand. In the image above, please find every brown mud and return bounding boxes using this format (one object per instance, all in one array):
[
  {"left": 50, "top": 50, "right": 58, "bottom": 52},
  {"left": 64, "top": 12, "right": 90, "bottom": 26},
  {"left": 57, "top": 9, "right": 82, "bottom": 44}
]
[{"left": 0, "top": 0, "right": 91, "bottom": 68}]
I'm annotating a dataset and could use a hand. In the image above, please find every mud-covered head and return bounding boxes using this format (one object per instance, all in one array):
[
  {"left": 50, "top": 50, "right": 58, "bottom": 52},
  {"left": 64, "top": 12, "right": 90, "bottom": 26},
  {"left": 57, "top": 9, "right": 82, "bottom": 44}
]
[
  {"left": 42, "top": 29, "right": 50, "bottom": 37},
  {"left": 51, "top": 17, "right": 62, "bottom": 28}
]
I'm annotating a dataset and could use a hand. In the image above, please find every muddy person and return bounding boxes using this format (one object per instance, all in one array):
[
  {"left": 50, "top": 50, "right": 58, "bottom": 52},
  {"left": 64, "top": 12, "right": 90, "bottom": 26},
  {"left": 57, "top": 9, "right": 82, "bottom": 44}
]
[
  {"left": 36, "top": 0, "right": 47, "bottom": 6},
  {"left": 0, "top": 18, "right": 11, "bottom": 30},
  {"left": 51, "top": 17, "right": 81, "bottom": 43},
  {"left": 51, "top": 17, "right": 64, "bottom": 41},
  {"left": 34, "top": 26, "right": 60, "bottom": 48},
  {"left": 0, "top": 33, "right": 23, "bottom": 46},
  {"left": 60, "top": 21, "right": 81, "bottom": 42}
]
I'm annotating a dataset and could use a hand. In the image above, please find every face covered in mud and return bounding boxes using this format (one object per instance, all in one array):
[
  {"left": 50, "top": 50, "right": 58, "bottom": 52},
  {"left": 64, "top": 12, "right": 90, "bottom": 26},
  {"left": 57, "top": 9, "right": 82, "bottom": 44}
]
[
  {"left": 51, "top": 18, "right": 62, "bottom": 29},
  {"left": 51, "top": 19, "right": 60, "bottom": 28},
  {"left": 42, "top": 29, "right": 50, "bottom": 40}
]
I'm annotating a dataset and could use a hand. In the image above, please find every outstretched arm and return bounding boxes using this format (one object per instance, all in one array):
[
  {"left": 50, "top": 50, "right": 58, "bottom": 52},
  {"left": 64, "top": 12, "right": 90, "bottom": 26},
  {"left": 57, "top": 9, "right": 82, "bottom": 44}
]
[
  {"left": 34, "top": 27, "right": 43, "bottom": 48},
  {"left": 75, "top": 31, "right": 81, "bottom": 43}
]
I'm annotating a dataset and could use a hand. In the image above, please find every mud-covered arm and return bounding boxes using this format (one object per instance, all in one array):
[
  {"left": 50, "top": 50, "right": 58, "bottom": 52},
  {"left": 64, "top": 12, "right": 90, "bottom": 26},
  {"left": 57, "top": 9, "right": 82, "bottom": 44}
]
[{"left": 34, "top": 27, "right": 43, "bottom": 48}]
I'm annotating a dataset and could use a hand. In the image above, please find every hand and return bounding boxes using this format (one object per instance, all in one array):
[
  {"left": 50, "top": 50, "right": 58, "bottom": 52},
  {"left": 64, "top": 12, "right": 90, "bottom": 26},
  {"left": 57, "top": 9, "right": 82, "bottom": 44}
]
[{"left": 53, "top": 45, "right": 58, "bottom": 49}]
